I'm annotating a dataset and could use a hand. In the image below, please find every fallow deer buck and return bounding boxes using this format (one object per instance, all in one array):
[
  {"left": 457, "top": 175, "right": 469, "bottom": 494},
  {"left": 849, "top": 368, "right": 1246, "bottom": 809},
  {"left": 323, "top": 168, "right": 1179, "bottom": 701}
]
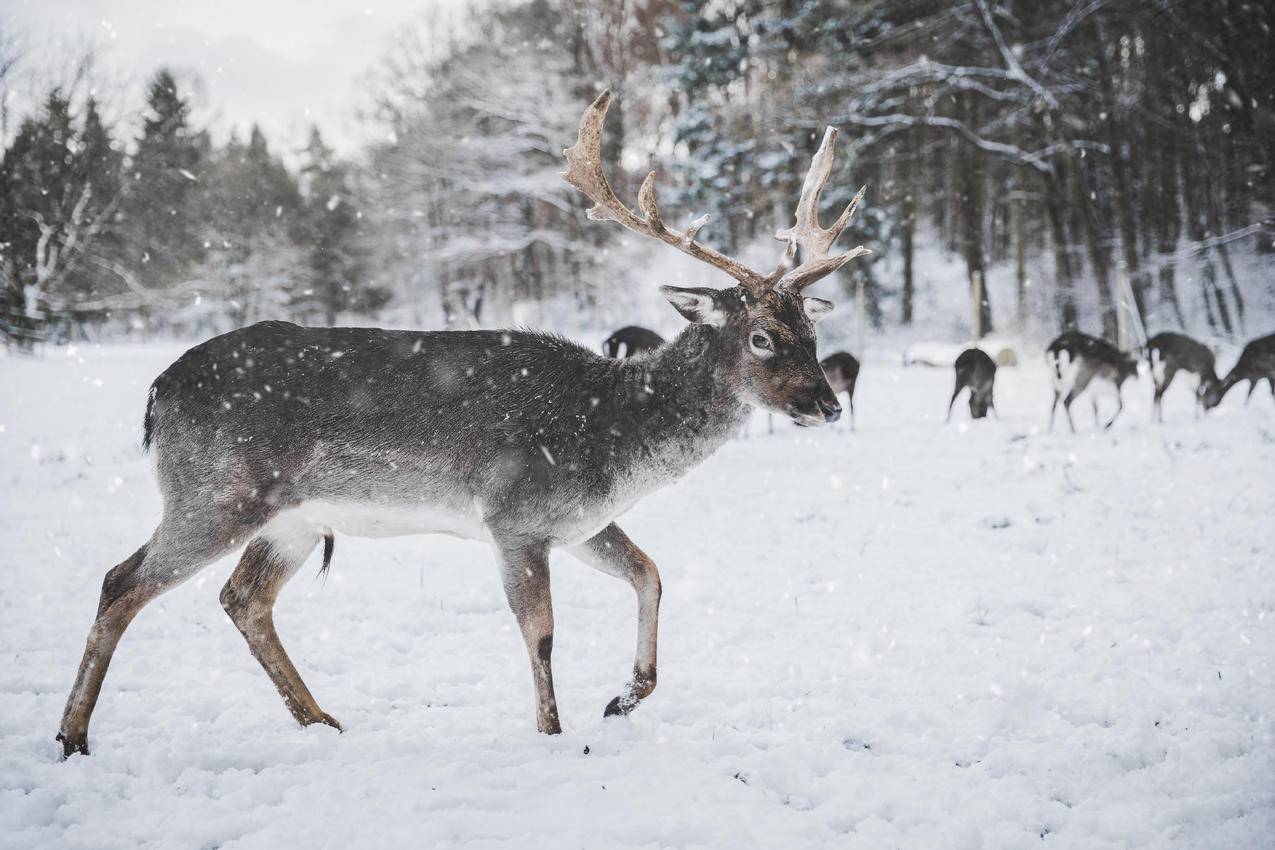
[
  {"left": 56, "top": 89, "right": 868, "bottom": 757},
  {"left": 1145, "top": 331, "right": 1219, "bottom": 421},
  {"left": 602, "top": 325, "right": 665, "bottom": 358},
  {"left": 1047, "top": 331, "right": 1139, "bottom": 432}
]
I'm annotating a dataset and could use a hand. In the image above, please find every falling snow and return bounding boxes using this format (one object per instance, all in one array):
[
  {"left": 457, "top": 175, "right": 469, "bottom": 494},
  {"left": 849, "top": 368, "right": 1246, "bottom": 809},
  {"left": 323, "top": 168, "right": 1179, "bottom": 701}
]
[{"left": 0, "top": 342, "right": 1271, "bottom": 849}]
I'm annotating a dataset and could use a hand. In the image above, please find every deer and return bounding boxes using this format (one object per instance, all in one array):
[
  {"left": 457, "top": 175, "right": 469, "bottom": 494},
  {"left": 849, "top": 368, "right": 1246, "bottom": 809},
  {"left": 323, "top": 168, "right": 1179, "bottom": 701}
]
[
  {"left": 819, "top": 351, "right": 859, "bottom": 430},
  {"left": 1046, "top": 331, "right": 1139, "bottom": 432},
  {"left": 1202, "top": 332, "right": 1275, "bottom": 410},
  {"left": 946, "top": 347, "right": 997, "bottom": 422},
  {"left": 1145, "top": 331, "right": 1219, "bottom": 421},
  {"left": 602, "top": 325, "right": 665, "bottom": 358},
  {"left": 56, "top": 89, "right": 869, "bottom": 758}
]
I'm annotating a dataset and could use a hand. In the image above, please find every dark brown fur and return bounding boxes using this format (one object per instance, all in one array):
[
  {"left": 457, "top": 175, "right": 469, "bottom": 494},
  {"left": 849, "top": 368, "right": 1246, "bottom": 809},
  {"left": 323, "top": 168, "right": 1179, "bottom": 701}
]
[
  {"left": 602, "top": 325, "right": 665, "bottom": 358},
  {"left": 1204, "top": 332, "right": 1275, "bottom": 409},
  {"left": 947, "top": 348, "right": 997, "bottom": 421}
]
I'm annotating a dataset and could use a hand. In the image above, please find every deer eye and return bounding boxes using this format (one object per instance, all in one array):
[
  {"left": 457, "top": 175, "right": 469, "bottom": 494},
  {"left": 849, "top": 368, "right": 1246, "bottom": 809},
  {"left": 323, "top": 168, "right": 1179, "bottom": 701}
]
[{"left": 749, "top": 332, "right": 774, "bottom": 356}]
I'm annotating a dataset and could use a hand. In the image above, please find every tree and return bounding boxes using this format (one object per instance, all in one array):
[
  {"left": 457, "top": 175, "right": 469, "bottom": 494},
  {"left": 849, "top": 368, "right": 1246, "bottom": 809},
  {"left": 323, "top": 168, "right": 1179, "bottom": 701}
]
[
  {"left": 119, "top": 70, "right": 203, "bottom": 292},
  {"left": 296, "top": 127, "right": 379, "bottom": 325}
]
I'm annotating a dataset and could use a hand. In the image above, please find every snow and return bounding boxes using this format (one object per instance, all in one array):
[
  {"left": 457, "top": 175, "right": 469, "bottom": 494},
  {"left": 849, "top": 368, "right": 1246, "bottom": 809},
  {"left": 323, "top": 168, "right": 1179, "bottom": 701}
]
[{"left": 2, "top": 341, "right": 1273, "bottom": 849}]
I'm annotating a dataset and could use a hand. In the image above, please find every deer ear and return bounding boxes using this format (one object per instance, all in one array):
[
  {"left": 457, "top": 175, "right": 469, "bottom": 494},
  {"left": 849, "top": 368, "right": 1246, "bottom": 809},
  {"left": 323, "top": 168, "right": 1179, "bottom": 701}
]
[
  {"left": 659, "top": 286, "right": 730, "bottom": 327},
  {"left": 803, "top": 297, "right": 835, "bottom": 323}
]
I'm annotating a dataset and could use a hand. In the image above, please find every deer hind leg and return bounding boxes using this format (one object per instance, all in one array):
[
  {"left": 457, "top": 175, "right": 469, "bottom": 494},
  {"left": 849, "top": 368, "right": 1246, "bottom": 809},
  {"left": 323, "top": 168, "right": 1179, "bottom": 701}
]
[
  {"left": 847, "top": 392, "right": 856, "bottom": 431},
  {"left": 494, "top": 538, "right": 560, "bottom": 734},
  {"left": 220, "top": 520, "right": 339, "bottom": 731},
  {"left": 571, "top": 523, "right": 661, "bottom": 719},
  {"left": 1061, "top": 390, "right": 1081, "bottom": 433},
  {"left": 1104, "top": 389, "right": 1125, "bottom": 430},
  {"left": 1154, "top": 367, "right": 1177, "bottom": 422},
  {"left": 58, "top": 515, "right": 250, "bottom": 758},
  {"left": 1048, "top": 390, "right": 1061, "bottom": 432}
]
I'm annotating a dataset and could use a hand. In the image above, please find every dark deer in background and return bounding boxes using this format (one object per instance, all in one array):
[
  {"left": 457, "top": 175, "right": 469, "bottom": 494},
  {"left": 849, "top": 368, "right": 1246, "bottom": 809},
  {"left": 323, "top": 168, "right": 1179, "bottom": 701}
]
[
  {"left": 946, "top": 348, "right": 997, "bottom": 421},
  {"left": 57, "top": 89, "right": 869, "bottom": 757},
  {"left": 603, "top": 325, "right": 665, "bottom": 358},
  {"left": 1047, "top": 331, "right": 1139, "bottom": 432},
  {"left": 820, "top": 351, "right": 859, "bottom": 430},
  {"left": 1145, "top": 332, "right": 1219, "bottom": 421},
  {"left": 1203, "top": 332, "right": 1275, "bottom": 409}
]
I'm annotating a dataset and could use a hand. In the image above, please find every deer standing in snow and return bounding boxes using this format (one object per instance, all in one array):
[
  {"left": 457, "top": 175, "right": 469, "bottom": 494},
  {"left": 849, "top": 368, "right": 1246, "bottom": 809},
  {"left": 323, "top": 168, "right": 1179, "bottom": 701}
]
[
  {"left": 946, "top": 347, "right": 997, "bottom": 421},
  {"left": 1202, "top": 332, "right": 1275, "bottom": 410},
  {"left": 819, "top": 351, "right": 859, "bottom": 430},
  {"left": 56, "top": 90, "right": 868, "bottom": 757},
  {"left": 1046, "top": 331, "right": 1139, "bottom": 432},
  {"left": 1145, "top": 332, "right": 1219, "bottom": 421},
  {"left": 602, "top": 325, "right": 665, "bottom": 358}
]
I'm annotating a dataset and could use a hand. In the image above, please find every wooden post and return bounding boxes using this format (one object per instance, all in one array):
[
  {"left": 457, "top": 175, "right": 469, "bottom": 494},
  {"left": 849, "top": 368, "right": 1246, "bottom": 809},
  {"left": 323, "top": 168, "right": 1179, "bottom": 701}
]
[
  {"left": 971, "top": 270, "right": 984, "bottom": 340},
  {"left": 1116, "top": 275, "right": 1129, "bottom": 352},
  {"left": 1012, "top": 189, "right": 1027, "bottom": 331},
  {"left": 856, "top": 276, "right": 867, "bottom": 361},
  {"left": 1116, "top": 263, "right": 1147, "bottom": 352}
]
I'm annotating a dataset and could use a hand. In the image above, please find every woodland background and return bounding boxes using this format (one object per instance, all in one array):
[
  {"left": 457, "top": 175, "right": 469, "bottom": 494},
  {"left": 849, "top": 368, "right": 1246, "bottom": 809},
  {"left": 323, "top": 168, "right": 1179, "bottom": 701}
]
[{"left": 1, "top": 0, "right": 1272, "bottom": 346}]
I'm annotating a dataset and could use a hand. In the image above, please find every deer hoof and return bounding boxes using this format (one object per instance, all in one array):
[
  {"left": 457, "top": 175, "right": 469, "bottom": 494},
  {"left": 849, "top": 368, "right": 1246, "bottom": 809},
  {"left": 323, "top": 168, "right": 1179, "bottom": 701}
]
[
  {"left": 56, "top": 731, "right": 89, "bottom": 759},
  {"left": 303, "top": 712, "right": 343, "bottom": 732},
  {"left": 604, "top": 695, "right": 637, "bottom": 718}
]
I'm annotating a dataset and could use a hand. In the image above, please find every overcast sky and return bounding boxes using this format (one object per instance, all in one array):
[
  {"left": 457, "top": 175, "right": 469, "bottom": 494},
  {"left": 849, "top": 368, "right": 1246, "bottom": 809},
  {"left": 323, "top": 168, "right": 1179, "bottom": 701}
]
[{"left": 5, "top": 0, "right": 478, "bottom": 154}]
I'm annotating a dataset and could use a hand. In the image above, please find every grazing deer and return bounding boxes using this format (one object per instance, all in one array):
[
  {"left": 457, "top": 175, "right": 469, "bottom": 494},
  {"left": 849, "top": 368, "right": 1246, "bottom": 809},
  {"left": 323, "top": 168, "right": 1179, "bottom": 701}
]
[
  {"left": 1046, "top": 331, "right": 1139, "bottom": 432},
  {"left": 819, "top": 351, "right": 859, "bottom": 430},
  {"left": 946, "top": 348, "right": 997, "bottom": 422},
  {"left": 1202, "top": 332, "right": 1275, "bottom": 410},
  {"left": 602, "top": 325, "right": 665, "bottom": 358},
  {"left": 56, "top": 90, "right": 868, "bottom": 757},
  {"left": 1145, "top": 332, "right": 1219, "bottom": 421}
]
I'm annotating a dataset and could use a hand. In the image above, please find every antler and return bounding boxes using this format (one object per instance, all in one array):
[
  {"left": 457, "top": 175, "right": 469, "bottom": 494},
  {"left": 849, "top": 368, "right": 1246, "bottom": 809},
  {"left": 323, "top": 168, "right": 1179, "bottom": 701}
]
[
  {"left": 561, "top": 90, "right": 772, "bottom": 297},
  {"left": 772, "top": 127, "right": 871, "bottom": 292},
  {"left": 562, "top": 90, "right": 868, "bottom": 298}
]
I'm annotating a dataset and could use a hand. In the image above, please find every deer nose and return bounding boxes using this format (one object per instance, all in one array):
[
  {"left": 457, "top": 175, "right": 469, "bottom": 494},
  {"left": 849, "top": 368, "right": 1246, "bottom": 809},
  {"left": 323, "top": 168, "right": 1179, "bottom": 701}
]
[{"left": 817, "top": 397, "right": 842, "bottom": 423}]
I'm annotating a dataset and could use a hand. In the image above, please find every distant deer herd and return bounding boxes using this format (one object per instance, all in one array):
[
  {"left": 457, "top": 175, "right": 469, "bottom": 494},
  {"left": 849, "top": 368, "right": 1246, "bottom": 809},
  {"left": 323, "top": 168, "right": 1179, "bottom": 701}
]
[
  {"left": 604, "top": 323, "right": 1273, "bottom": 431},
  {"left": 54, "top": 90, "right": 1274, "bottom": 759}
]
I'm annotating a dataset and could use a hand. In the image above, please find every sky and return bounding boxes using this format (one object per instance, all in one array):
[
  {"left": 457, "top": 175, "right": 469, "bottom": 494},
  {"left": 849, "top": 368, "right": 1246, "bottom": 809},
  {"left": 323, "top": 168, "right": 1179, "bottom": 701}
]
[{"left": 3, "top": 0, "right": 479, "bottom": 154}]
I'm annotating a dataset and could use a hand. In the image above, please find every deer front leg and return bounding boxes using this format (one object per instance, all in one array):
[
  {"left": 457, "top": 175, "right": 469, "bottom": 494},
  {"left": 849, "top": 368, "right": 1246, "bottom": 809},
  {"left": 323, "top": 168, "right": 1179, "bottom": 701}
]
[
  {"left": 494, "top": 538, "right": 561, "bottom": 734},
  {"left": 571, "top": 523, "right": 661, "bottom": 719}
]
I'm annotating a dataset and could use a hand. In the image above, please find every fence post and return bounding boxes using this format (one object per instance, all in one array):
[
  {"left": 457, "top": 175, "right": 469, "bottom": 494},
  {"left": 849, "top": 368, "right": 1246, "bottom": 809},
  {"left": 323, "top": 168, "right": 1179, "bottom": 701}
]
[
  {"left": 971, "top": 270, "right": 984, "bottom": 340},
  {"left": 856, "top": 276, "right": 867, "bottom": 361},
  {"left": 1116, "top": 264, "right": 1147, "bottom": 352}
]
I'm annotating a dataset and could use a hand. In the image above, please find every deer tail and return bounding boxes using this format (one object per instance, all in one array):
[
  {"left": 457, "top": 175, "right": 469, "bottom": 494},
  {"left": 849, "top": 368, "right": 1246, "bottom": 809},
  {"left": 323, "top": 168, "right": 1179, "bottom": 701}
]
[{"left": 318, "top": 530, "right": 335, "bottom": 581}]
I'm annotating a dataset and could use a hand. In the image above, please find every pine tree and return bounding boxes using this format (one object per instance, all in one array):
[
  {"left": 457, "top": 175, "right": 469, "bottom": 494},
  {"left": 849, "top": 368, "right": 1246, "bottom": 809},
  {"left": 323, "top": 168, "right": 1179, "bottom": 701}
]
[
  {"left": 120, "top": 70, "right": 203, "bottom": 291},
  {"left": 297, "top": 127, "right": 375, "bottom": 325}
]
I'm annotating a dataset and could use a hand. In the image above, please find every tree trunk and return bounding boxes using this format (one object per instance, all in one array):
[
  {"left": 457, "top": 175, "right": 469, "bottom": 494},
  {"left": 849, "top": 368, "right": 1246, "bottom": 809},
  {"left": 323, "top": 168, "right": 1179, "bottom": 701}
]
[
  {"left": 1094, "top": 16, "right": 1147, "bottom": 321},
  {"left": 956, "top": 92, "right": 992, "bottom": 336},
  {"left": 1043, "top": 167, "right": 1077, "bottom": 330},
  {"left": 900, "top": 138, "right": 916, "bottom": 325},
  {"left": 1066, "top": 150, "right": 1117, "bottom": 341}
]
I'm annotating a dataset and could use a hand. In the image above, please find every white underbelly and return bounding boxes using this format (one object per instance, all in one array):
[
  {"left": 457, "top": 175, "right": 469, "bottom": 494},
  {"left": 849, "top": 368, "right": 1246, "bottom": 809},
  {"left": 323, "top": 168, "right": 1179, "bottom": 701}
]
[{"left": 279, "top": 499, "right": 487, "bottom": 541}]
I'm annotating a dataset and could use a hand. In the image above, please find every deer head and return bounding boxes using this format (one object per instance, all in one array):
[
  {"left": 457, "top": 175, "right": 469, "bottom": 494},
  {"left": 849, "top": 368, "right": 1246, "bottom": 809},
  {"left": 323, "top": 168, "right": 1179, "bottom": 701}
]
[{"left": 562, "top": 90, "right": 870, "bottom": 426}]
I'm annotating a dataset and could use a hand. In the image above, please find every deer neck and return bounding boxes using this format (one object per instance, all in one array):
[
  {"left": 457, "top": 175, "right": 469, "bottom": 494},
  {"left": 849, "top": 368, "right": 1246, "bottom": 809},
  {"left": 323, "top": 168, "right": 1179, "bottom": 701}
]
[{"left": 615, "top": 324, "right": 749, "bottom": 462}]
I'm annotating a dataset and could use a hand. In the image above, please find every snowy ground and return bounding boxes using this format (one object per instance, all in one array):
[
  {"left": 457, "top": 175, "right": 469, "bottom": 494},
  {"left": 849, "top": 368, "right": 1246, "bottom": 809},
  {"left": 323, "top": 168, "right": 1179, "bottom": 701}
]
[{"left": 2, "top": 340, "right": 1273, "bottom": 850}]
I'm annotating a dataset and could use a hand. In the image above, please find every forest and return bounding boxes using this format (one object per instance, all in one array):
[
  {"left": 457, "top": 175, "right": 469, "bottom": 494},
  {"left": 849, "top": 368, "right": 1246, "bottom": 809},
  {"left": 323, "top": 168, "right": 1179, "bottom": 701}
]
[{"left": 1, "top": 0, "right": 1272, "bottom": 346}]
